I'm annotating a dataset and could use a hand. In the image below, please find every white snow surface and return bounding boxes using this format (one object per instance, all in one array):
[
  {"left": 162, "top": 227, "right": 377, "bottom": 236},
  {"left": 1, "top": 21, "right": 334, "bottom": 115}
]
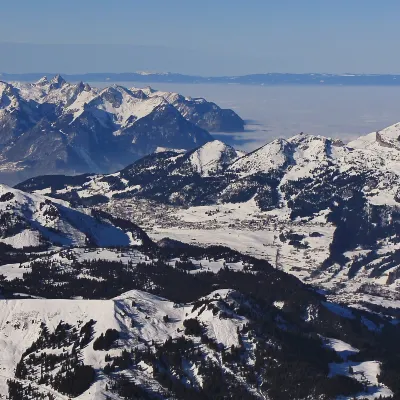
[
  {"left": 322, "top": 337, "right": 359, "bottom": 360},
  {"left": 349, "top": 122, "right": 400, "bottom": 151},
  {"left": 228, "top": 138, "right": 291, "bottom": 177},
  {"left": 0, "top": 184, "right": 140, "bottom": 248},
  {"left": 188, "top": 140, "right": 242, "bottom": 176},
  {"left": 0, "top": 288, "right": 247, "bottom": 399},
  {"left": 319, "top": 335, "right": 393, "bottom": 399},
  {"left": 329, "top": 360, "right": 392, "bottom": 399}
]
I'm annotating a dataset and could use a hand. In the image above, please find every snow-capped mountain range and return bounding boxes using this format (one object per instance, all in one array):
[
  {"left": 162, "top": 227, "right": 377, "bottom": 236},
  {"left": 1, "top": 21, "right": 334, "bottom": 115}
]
[
  {"left": 17, "top": 123, "right": 400, "bottom": 314},
  {"left": 4, "top": 110, "right": 400, "bottom": 397},
  {"left": 20, "top": 122, "right": 400, "bottom": 215},
  {"left": 0, "top": 76, "right": 243, "bottom": 183}
]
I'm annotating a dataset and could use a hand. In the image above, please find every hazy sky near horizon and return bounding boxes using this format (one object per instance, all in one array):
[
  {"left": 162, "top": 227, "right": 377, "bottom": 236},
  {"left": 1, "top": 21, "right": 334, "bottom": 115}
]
[{"left": 2, "top": 0, "right": 400, "bottom": 75}]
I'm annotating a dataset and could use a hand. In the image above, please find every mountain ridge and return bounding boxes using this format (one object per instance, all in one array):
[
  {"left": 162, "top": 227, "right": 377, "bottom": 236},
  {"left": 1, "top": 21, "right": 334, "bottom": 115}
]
[
  {"left": 17, "top": 123, "right": 400, "bottom": 315},
  {"left": 2, "top": 125, "right": 400, "bottom": 398},
  {"left": 0, "top": 76, "right": 244, "bottom": 184}
]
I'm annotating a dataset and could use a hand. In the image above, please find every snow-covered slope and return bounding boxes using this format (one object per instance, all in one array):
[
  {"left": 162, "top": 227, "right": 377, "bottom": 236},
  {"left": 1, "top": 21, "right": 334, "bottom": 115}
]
[
  {"left": 1, "top": 240, "right": 397, "bottom": 400},
  {"left": 349, "top": 122, "right": 400, "bottom": 151},
  {"left": 187, "top": 140, "right": 243, "bottom": 176},
  {"left": 0, "top": 184, "right": 147, "bottom": 249},
  {"left": 139, "top": 86, "right": 245, "bottom": 132},
  {"left": 2, "top": 289, "right": 392, "bottom": 400},
  {"left": 228, "top": 138, "right": 293, "bottom": 177}
]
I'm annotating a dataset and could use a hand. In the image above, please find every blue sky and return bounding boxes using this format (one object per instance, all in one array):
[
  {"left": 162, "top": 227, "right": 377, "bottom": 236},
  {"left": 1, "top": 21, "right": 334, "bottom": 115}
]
[{"left": 1, "top": 0, "right": 400, "bottom": 75}]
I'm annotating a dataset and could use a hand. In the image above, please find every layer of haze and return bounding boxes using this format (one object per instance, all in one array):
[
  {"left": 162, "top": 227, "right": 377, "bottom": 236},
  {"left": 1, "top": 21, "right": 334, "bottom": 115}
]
[
  {"left": 2, "top": 0, "right": 400, "bottom": 75},
  {"left": 3, "top": 0, "right": 400, "bottom": 153},
  {"left": 95, "top": 82, "right": 400, "bottom": 150}
]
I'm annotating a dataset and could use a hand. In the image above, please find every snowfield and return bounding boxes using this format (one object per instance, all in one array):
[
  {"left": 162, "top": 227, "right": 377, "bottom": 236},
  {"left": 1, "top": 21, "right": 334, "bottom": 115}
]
[
  {"left": 0, "top": 288, "right": 247, "bottom": 399},
  {"left": 329, "top": 361, "right": 393, "bottom": 400},
  {"left": 0, "top": 184, "right": 145, "bottom": 248}
]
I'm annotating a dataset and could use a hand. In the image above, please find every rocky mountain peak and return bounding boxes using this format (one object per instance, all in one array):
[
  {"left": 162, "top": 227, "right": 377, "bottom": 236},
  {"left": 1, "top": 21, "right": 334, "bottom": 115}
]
[
  {"left": 50, "top": 74, "right": 66, "bottom": 88},
  {"left": 141, "top": 85, "right": 156, "bottom": 96},
  {"left": 0, "top": 81, "right": 20, "bottom": 110}
]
